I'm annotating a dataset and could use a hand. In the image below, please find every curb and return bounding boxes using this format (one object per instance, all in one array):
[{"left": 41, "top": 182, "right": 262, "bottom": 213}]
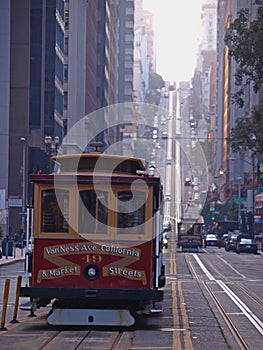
[{"left": 0, "top": 257, "right": 25, "bottom": 266}]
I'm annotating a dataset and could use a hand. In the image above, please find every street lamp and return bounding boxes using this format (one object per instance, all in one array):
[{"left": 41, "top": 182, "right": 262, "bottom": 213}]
[
  {"left": 44, "top": 136, "right": 60, "bottom": 155},
  {"left": 20, "top": 137, "right": 26, "bottom": 231},
  {"left": 235, "top": 176, "right": 242, "bottom": 224},
  {"left": 44, "top": 136, "right": 60, "bottom": 173}
]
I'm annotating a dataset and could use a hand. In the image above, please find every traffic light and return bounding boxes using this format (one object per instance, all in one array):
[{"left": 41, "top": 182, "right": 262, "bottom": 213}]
[{"left": 211, "top": 215, "right": 217, "bottom": 226}]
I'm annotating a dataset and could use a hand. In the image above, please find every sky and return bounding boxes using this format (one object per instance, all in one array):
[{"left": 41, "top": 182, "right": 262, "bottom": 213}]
[{"left": 143, "top": 0, "right": 205, "bottom": 82}]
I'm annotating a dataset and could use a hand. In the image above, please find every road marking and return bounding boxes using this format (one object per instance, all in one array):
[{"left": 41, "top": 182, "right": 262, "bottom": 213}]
[
  {"left": 217, "top": 280, "right": 263, "bottom": 335},
  {"left": 193, "top": 254, "right": 215, "bottom": 280},
  {"left": 193, "top": 254, "right": 263, "bottom": 336},
  {"left": 172, "top": 281, "right": 182, "bottom": 350},
  {"left": 178, "top": 281, "right": 194, "bottom": 350},
  {"left": 217, "top": 256, "right": 246, "bottom": 279}
]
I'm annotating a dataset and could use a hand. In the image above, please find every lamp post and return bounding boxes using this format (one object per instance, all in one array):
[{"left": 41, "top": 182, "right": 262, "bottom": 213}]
[
  {"left": 251, "top": 153, "right": 256, "bottom": 236},
  {"left": 44, "top": 136, "right": 60, "bottom": 155},
  {"left": 20, "top": 137, "right": 26, "bottom": 231},
  {"left": 236, "top": 176, "right": 242, "bottom": 224},
  {"left": 44, "top": 136, "right": 60, "bottom": 172}
]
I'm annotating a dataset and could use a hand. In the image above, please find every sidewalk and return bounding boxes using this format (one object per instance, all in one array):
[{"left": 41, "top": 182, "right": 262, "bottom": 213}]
[{"left": 0, "top": 249, "right": 25, "bottom": 266}]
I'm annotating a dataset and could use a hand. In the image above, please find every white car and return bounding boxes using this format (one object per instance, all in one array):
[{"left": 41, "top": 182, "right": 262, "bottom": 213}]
[
  {"left": 194, "top": 192, "right": 200, "bottom": 200},
  {"left": 162, "top": 131, "right": 168, "bottom": 139},
  {"left": 193, "top": 185, "right": 199, "bottom": 192}
]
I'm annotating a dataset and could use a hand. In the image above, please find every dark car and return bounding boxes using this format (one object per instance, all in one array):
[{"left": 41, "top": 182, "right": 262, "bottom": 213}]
[
  {"left": 219, "top": 233, "right": 228, "bottom": 248},
  {"left": 204, "top": 234, "right": 220, "bottom": 247},
  {"left": 225, "top": 235, "right": 238, "bottom": 252},
  {"left": 236, "top": 238, "right": 257, "bottom": 254}
]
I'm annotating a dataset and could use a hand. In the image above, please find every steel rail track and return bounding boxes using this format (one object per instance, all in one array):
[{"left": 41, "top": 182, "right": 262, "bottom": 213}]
[
  {"left": 185, "top": 253, "right": 250, "bottom": 350},
  {"left": 37, "top": 329, "right": 124, "bottom": 350},
  {"left": 199, "top": 253, "right": 263, "bottom": 310}
]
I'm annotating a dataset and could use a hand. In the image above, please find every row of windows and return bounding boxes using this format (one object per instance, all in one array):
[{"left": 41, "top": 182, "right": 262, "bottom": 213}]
[{"left": 41, "top": 189, "right": 146, "bottom": 234}]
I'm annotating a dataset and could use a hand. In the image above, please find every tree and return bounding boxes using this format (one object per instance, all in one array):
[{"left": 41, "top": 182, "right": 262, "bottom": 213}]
[
  {"left": 201, "top": 202, "right": 239, "bottom": 228},
  {"left": 148, "top": 72, "right": 165, "bottom": 90},
  {"left": 225, "top": 1, "right": 263, "bottom": 107},
  {"left": 228, "top": 103, "right": 263, "bottom": 155}
]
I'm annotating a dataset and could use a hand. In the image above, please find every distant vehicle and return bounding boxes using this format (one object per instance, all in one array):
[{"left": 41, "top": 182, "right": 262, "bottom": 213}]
[
  {"left": 184, "top": 177, "right": 192, "bottom": 186},
  {"left": 236, "top": 238, "right": 257, "bottom": 254},
  {"left": 164, "top": 92, "right": 169, "bottom": 97},
  {"left": 204, "top": 234, "right": 220, "bottom": 247},
  {"left": 225, "top": 235, "right": 238, "bottom": 251},
  {"left": 193, "top": 193, "right": 200, "bottom": 202},
  {"left": 193, "top": 185, "right": 199, "bottom": 192},
  {"left": 151, "top": 149, "right": 156, "bottom": 157},
  {"left": 192, "top": 177, "right": 199, "bottom": 186},
  {"left": 162, "top": 233, "right": 169, "bottom": 249},
  {"left": 219, "top": 233, "right": 228, "bottom": 247},
  {"left": 177, "top": 217, "right": 204, "bottom": 251},
  {"left": 161, "top": 131, "right": 168, "bottom": 139}
]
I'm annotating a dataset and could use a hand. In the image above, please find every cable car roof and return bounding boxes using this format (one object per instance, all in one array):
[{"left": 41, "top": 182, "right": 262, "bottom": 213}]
[{"left": 51, "top": 152, "right": 147, "bottom": 175}]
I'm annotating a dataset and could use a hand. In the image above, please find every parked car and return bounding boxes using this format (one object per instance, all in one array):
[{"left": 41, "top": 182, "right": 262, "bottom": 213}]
[
  {"left": 162, "top": 233, "right": 169, "bottom": 249},
  {"left": 236, "top": 237, "right": 257, "bottom": 254},
  {"left": 184, "top": 177, "right": 192, "bottom": 186},
  {"left": 219, "top": 234, "right": 228, "bottom": 248},
  {"left": 225, "top": 235, "right": 238, "bottom": 252},
  {"left": 161, "top": 131, "right": 168, "bottom": 139},
  {"left": 194, "top": 192, "right": 200, "bottom": 201},
  {"left": 204, "top": 234, "right": 220, "bottom": 247},
  {"left": 193, "top": 185, "right": 199, "bottom": 192}
]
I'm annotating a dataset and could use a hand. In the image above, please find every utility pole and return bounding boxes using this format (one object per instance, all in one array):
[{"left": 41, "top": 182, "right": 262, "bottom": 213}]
[{"left": 20, "top": 137, "right": 26, "bottom": 231}]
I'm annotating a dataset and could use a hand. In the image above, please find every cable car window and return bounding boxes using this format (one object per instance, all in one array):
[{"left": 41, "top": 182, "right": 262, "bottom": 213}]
[
  {"left": 41, "top": 189, "right": 69, "bottom": 232},
  {"left": 117, "top": 190, "right": 145, "bottom": 233},
  {"left": 79, "top": 190, "right": 108, "bottom": 233}
]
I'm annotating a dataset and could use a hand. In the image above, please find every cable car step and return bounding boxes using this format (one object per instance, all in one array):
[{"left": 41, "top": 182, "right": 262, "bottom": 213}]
[{"left": 47, "top": 308, "right": 135, "bottom": 326}]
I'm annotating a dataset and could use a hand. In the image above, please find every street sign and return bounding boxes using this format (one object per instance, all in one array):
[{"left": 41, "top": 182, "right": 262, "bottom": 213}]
[
  {"left": 232, "top": 197, "right": 246, "bottom": 202},
  {"left": 8, "top": 196, "right": 22, "bottom": 207}
]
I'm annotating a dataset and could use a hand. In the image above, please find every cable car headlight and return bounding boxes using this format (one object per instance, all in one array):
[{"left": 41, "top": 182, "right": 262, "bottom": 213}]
[{"left": 84, "top": 264, "right": 100, "bottom": 281}]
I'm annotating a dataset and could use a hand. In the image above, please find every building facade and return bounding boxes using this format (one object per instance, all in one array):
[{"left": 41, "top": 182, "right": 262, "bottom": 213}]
[{"left": 0, "top": 0, "right": 138, "bottom": 235}]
